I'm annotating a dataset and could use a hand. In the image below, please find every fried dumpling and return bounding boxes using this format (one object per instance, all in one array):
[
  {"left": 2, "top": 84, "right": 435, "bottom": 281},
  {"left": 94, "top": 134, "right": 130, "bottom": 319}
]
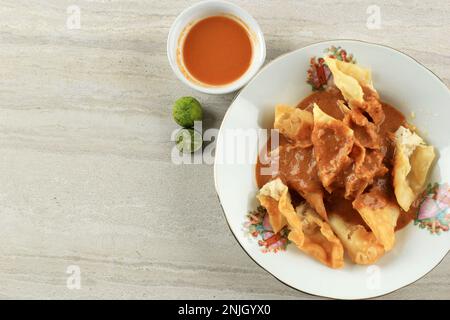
[
  {"left": 325, "top": 57, "right": 385, "bottom": 125},
  {"left": 259, "top": 179, "right": 344, "bottom": 268},
  {"left": 292, "top": 203, "right": 344, "bottom": 269},
  {"left": 274, "top": 104, "right": 313, "bottom": 146},
  {"left": 276, "top": 143, "right": 328, "bottom": 220},
  {"left": 343, "top": 106, "right": 381, "bottom": 149},
  {"left": 345, "top": 144, "right": 387, "bottom": 200},
  {"left": 257, "top": 179, "right": 288, "bottom": 233},
  {"left": 324, "top": 57, "right": 364, "bottom": 104},
  {"left": 312, "top": 103, "right": 354, "bottom": 191},
  {"left": 331, "top": 58, "right": 374, "bottom": 90},
  {"left": 258, "top": 178, "right": 306, "bottom": 251},
  {"left": 303, "top": 192, "right": 328, "bottom": 221},
  {"left": 393, "top": 126, "right": 435, "bottom": 211},
  {"left": 328, "top": 214, "right": 385, "bottom": 265},
  {"left": 277, "top": 183, "right": 305, "bottom": 246},
  {"left": 353, "top": 188, "right": 400, "bottom": 251},
  {"left": 344, "top": 142, "right": 371, "bottom": 199},
  {"left": 351, "top": 93, "right": 385, "bottom": 126}
]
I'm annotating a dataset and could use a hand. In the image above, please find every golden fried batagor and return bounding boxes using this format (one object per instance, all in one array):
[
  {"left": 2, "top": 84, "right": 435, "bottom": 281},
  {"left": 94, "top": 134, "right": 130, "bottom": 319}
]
[
  {"left": 292, "top": 203, "right": 344, "bottom": 269},
  {"left": 328, "top": 213, "right": 385, "bottom": 265},
  {"left": 324, "top": 57, "right": 365, "bottom": 104},
  {"left": 257, "top": 178, "right": 288, "bottom": 233},
  {"left": 393, "top": 126, "right": 435, "bottom": 211},
  {"left": 274, "top": 104, "right": 313, "bottom": 147},
  {"left": 258, "top": 179, "right": 344, "bottom": 268},
  {"left": 353, "top": 189, "right": 400, "bottom": 251},
  {"left": 330, "top": 58, "right": 374, "bottom": 90},
  {"left": 312, "top": 104, "right": 354, "bottom": 192}
]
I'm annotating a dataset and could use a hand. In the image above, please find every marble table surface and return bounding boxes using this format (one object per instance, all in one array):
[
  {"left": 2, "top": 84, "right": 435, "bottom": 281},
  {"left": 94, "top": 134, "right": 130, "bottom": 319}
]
[{"left": 0, "top": 0, "right": 448, "bottom": 299}]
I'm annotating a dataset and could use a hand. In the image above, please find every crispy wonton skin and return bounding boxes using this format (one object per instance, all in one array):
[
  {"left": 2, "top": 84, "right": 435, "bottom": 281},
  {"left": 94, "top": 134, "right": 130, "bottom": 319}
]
[
  {"left": 276, "top": 143, "right": 328, "bottom": 220},
  {"left": 326, "top": 57, "right": 385, "bottom": 125},
  {"left": 345, "top": 144, "right": 388, "bottom": 200},
  {"left": 353, "top": 188, "right": 400, "bottom": 251},
  {"left": 312, "top": 104, "right": 354, "bottom": 191},
  {"left": 258, "top": 179, "right": 344, "bottom": 268},
  {"left": 332, "top": 58, "right": 374, "bottom": 89},
  {"left": 351, "top": 92, "right": 385, "bottom": 126},
  {"left": 257, "top": 179, "right": 288, "bottom": 233},
  {"left": 274, "top": 104, "right": 313, "bottom": 146},
  {"left": 292, "top": 203, "right": 344, "bottom": 269},
  {"left": 328, "top": 214, "right": 385, "bottom": 265},
  {"left": 393, "top": 126, "right": 435, "bottom": 211},
  {"left": 343, "top": 107, "right": 381, "bottom": 149},
  {"left": 324, "top": 57, "right": 364, "bottom": 104}
]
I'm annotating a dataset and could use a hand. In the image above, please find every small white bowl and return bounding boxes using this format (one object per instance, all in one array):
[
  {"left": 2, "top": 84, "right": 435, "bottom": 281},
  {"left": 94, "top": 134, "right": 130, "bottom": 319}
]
[{"left": 167, "top": 0, "right": 266, "bottom": 95}]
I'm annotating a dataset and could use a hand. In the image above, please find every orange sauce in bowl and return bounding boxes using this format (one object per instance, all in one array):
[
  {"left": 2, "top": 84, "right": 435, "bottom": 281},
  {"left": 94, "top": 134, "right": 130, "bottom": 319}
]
[{"left": 181, "top": 15, "right": 253, "bottom": 86}]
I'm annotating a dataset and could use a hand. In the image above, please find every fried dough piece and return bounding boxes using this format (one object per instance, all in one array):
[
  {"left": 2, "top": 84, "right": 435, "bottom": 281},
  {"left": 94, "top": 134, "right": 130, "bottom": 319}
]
[
  {"left": 276, "top": 182, "right": 304, "bottom": 243},
  {"left": 292, "top": 203, "right": 344, "bottom": 269},
  {"left": 393, "top": 126, "right": 435, "bottom": 211},
  {"left": 324, "top": 57, "right": 364, "bottom": 104},
  {"left": 325, "top": 57, "right": 384, "bottom": 125},
  {"left": 274, "top": 104, "right": 313, "bottom": 147},
  {"left": 343, "top": 107, "right": 381, "bottom": 149},
  {"left": 332, "top": 58, "right": 374, "bottom": 89},
  {"left": 312, "top": 104, "right": 354, "bottom": 192},
  {"left": 353, "top": 188, "right": 400, "bottom": 251},
  {"left": 258, "top": 179, "right": 344, "bottom": 268},
  {"left": 345, "top": 144, "right": 388, "bottom": 200},
  {"left": 328, "top": 214, "right": 385, "bottom": 265},
  {"left": 257, "top": 179, "right": 288, "bottom": 233},
  {"left": 276, "top": 143, "right": 328, "bottom": 220},
  {"left": 304, "top": 192, "right": 328, "bottom": 222},
  {"left": 352, "top": 93, "right": 385, "bottom": 126}
]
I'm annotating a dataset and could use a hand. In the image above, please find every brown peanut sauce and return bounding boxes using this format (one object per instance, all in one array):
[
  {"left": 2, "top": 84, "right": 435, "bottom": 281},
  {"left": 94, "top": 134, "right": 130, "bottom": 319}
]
[{"left": 255, "top": 88, "right": 415, "bottom": 231}]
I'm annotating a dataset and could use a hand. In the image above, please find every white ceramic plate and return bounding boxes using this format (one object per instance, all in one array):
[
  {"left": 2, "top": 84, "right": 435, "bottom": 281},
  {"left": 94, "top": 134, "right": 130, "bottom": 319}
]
[{"left": 214, "top": 40, "right": 450, "bottom": 299}]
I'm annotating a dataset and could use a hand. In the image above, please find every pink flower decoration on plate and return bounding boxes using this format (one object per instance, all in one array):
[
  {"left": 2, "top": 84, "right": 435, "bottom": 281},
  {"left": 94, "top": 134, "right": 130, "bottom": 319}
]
[
  {"left": 416, "top": 183, "right": 450, "bottom": 234},
  {"left": 418, "top": 197, "right": 442, "bottom": 220}
]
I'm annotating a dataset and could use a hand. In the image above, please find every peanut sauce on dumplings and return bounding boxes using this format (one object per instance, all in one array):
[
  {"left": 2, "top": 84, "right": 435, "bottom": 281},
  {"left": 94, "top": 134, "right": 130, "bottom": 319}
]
[{"left": 255, "top": 88, "right": 415, "bottom": 231}]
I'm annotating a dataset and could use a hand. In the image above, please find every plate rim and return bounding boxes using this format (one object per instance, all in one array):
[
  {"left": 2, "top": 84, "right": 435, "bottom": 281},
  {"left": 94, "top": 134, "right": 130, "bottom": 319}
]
[{"left": 213, "top": 39, "right": 450, "bottom": 299}]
